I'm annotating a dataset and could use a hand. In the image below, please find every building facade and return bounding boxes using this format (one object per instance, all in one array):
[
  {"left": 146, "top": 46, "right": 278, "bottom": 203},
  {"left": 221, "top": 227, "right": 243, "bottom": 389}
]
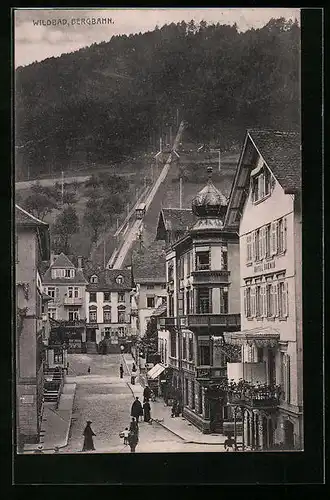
[
  {"left": 156, "top": 170, "right": 241, "bottom": 433},
  {"left": 86, "top": 269, "right": 134, "bottom": 353},
  {"left": 42, "top": 253, "right": 88, "bottom": 353},
  {"left": 15, "top": 205, "right": 50, "bottom": 448},
  {"left": 224, "top": 129, "right": 303, "bottom": 450}
]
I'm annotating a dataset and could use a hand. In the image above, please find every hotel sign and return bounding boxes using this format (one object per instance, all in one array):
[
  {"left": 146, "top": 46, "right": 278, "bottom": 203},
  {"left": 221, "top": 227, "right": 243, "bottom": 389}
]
[{"left": 254, "top": 260, "right": 275, "bottom": 273}]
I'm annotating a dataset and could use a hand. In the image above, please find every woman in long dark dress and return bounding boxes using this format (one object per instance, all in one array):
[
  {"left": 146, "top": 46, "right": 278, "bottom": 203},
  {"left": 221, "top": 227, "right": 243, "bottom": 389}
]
[
  {"left": 82, "top": 421, "right": 96, "bottom": 451},
  {"left": 129, "top": 417, "right": 139, "bottom": 436},
  {"left": 128, "top": 430, "right": 139, "bottom": 453},
  {"left": 143, "top": 401, "right": 151, "bottom": 422}
]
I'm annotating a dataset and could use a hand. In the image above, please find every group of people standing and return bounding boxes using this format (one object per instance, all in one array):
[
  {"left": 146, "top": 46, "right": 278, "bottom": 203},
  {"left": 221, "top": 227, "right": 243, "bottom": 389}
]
[{"left": 124, "top": 385, "right": 154, "bottom": 453}]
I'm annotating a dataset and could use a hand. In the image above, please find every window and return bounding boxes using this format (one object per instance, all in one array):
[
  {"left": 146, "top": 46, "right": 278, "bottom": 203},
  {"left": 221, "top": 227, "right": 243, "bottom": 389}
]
[
  {"left": 68, "top": 287, "right": 79, "bottom": 298},
  {"left": 116, "top": 275, "right": 123, "bottom": 284},
  {"left": 178, "top": 256, "right": 184, "bottom": 279},
  {"left": 246, "top": 234, "right": 252, "bottom": 264},
  {"left": 277, "top": 218, "right": 287, "bottom": 254},
  {"left": 168, "top": 294, "right": 174, "bottom": 317},
  {"left": 89, "top": 307, "right": 97, "bottom": 323},
  {"left": 280, "top": 353, "right": 291, "bottom": 403},
  {"left": 196, "top": 251, "right": 210, "bottom": 271},
  {"left": 188, "top": 335, "right": 194, "bottom": 362},
  {"left": 54, "top": 349, "right": 63, "bottom": 364},
  {"left": 255, "top": 229, "right": 261, "bottom": 261},
  {"left": 186, "top": 290, "right": 190, "bottom": 315},
  {"left": 103, "top": 307, "right": 111, "bottom": 323},
  {"left": 118, "top": 292, "right": 125, "bottom": 303},
  {"left": 65, "top": 269, "right": 74, "bottom": 278},
  {"left": 255, "top": 286, "right": 262, "bottom": 317},
  {"left": 104, "top": 327, "right": 111, "bottom": 338},
  {"left": 266, "top": 284, "right": 273, "bottom": 317},
  {"left": 48, "top": 307, "right": 56, "bottom": 319},
  {"left": 118, "top": 308, "right": 126, "bottom": 323},
  {"left": 178, "top": 292, "right": 184, "bottom": 315},
  {"left": 90, "top": 275, "right": 98, "bottom": 284},
  {"left": 118, "top": 327, "right": 125, "bottom": 337},
  {"left": 103, "top": 292, "right": 110, "bottom": 301},
  {"left": 252, "top": 175, "right": 259, "bottom": 203},
  {"left": 182, "top": 333, "right": 187, "bottom": 360},
  {"left": 186, "top": 252, "right": 191, "bottom": 276},
  {"left": 257, "top": 347, "right": 263, "bottom": 363},
  {"left": 168, "top": 264, "right": 174, "bottom": 282},
  {"left": 220, "top": 288, "right": 228, "bottom": 314},
  {"left": 47, "top": 287, "right": 55, "bottom": 298},
  {"left": 199, "top": 344, "right": 210, "bottom": 366},
  {"left": 252, "top": 168, "right": 272, "bottom": 203},
  {"left": 221, "top": 247, "right": 228, "bottom": 270},
  {"left": 89, "top": 292, "right": 97, "bottom": 302},
  {"left": 146, "top": 296, "right": 155, "bottom": 308},
  {"left": 147, "top": 284, "right": 154, "bottom": 290},
  {"left": 244, "top": 287, "right": 251, "bottom": 317},
  {"left": 278, "top": 281, "right": 288, "bottom": 318},
  {"left": 170, "top": 330, "right": 176, "bottom": 357},
  {"left": 68, "top": 308, "right": 79, "bottom": 321},
  {"left": 197, "top": 288, "right": 211, "bottom": 314},
  {"left": 265, "top": 225, "right": 271, "bottom": 258}
]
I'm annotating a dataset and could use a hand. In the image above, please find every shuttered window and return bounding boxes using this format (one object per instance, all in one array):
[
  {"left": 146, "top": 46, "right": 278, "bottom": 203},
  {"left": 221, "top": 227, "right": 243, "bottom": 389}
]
[
  {"left": 251, "top": 287, "right": 256, "bottom": 317},
  {"left": 178, "top": 291, "right": 184, "bottom": 316},
  {"left": 273, "top": 283, "right": 279, "bottom": 317},
  {"left": 261, "top": 284, "right": 266, "bottom": 317},
  {"left": 246, "top": 234, "right": 252, "bottom": 264},
  {"left": 270, "top": 222, "right": 277, "bottom": 256}
]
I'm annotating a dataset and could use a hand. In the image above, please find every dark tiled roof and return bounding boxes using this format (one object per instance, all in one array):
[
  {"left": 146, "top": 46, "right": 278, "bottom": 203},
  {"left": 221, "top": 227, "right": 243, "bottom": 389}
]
[
  {"left": 86, "top": 269, "right": 133, "bottom": 291},
  {"left": 248, "top": 129, "right": 301, "bottom": 192},
  {"left": 161, "top": 208, "right": 197, "bottom": 232},
  {"left": 51, "top": 253, "right": 75, "bottom": 268},
  {"left": 132, "top": 242, "right": 166, "bottom": 282},
  {"left": 15, "top": 205, "right": 48, "bottom": 227}
]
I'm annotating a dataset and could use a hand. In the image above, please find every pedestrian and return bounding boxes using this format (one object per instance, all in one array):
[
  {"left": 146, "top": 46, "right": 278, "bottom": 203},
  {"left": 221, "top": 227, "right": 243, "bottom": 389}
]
[
  {"left": 87, "top": 366, "right": 91, "bottom": 374},
  {"left": 224, "top": 434, "right": 237, "bottom": 452},
  {"left": 143, "top": 385, "right": 151, "bottom": 403},
  {"left": 82, "top": 420, "right": 96, "bottom": 451},
  {"left": 127, "top": 429, "right": 139, "bottom": 453},
  {"left": 171, "top": 400, "right": 178, "bottom": 418},
  {"left": 132, "top": 363, "right": 136, "bottom": 373},
  {"left": 120, "top": 364, "right": 124, "bottom": 379},
  {"left": 130, "top": 372, "right": 136, "bottom": 385},
  {"left": 129, "top": 417, "right": 139, "bottom": 436},
  {"left": 123, "top": 427, "right": 129, "bottom": 445},
  {"left": 131, "top": 397, "right": 143, "bottom": 422},
  {"left": 66, "top": 362, "right": 69, "bottom": 374},
  {"left": 143, "top": 400, "right": 151, "bottom": 422}
]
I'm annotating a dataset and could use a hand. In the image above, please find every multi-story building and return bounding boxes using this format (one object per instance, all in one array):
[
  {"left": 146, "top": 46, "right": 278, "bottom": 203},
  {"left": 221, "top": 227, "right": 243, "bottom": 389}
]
[
  {"left": 15, "top": 205, "right": 50, "bottom": 448},
  {"left": 85, "top": 268, "right": 134, "bottom": 353},
  {"left": 156, "top": 168, "right": 241, "bottom": 434},
  {"left": 224, "top": 129, "right": 302, "bottom": 450},
  {"left": 42, "top": 253, "right": 88, "bottom": 353}
]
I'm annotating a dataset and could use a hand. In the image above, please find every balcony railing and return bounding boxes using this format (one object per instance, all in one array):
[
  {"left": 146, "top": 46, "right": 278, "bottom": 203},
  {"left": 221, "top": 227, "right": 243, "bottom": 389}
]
[
  {"left": 226, "top": 381, "right": 281, "bottom": 409},
  {"left": 195, "top": 263, "right": 210, "bottom": 271},
  {"left": 57, "top": 319, "right": 86, "bottom": 327},
  {"left": 196, "top": 366, "right": 227, "bottom": 381},
  {"left": 63, "top": 297, "right": 83, "bottom": 306},
  {"left": 186, "top": 314, "right": 240, "bottom": 328},
  {"left": 191, "top": 269, "right": 230, "bottom": 284}
]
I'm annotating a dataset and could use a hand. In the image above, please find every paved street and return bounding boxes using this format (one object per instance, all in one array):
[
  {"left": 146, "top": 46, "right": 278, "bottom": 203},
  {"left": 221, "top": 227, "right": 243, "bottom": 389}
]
[{"left": 61, "top": 354, "right": 224, "bottom": 453}]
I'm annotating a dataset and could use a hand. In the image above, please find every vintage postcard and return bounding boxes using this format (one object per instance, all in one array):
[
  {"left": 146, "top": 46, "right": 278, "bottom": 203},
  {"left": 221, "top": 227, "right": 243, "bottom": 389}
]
[{"left": 14, "top": 7, "right": 304, "bottom": 463}]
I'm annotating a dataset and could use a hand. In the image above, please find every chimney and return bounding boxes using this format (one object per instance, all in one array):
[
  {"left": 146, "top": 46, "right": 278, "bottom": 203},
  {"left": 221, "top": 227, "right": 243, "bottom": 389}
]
[
  {"left": 50, "top": 252, "right": 57, "bottom": 265},
  {"left": 77, "top": 256, "right": 83, "bottom": 270}
]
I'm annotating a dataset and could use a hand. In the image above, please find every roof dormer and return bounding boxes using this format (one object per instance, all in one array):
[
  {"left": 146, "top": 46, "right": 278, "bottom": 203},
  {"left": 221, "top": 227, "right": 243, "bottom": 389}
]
[{"left": 90, "top": 275, "right": 98, "bottom": 284}]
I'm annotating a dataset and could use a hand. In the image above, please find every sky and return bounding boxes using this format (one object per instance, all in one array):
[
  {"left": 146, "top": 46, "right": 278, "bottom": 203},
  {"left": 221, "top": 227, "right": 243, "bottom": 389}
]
[{"left": 14, "top": 8, "right": 300, "bottom": 68}]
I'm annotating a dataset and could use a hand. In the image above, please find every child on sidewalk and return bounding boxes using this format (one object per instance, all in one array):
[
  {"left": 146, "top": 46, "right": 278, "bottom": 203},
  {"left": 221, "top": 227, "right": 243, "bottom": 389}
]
[{"left": 123, "top": 428, "right": 129, "bottom": 445}]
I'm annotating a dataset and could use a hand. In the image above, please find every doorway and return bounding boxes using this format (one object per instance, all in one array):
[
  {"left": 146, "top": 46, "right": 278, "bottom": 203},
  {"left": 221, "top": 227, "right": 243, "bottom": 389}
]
[
  {"left": 284, "top": 420, "right": 294, "bottom": 449},
  {"left": 209, "top": 399, "right": 223, "bottom": 434}
]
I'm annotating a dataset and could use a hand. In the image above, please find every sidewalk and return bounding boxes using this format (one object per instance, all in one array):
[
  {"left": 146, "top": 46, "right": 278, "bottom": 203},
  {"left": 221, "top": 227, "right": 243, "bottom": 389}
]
[
  {"left": 23, "top": 382, "right": 76, "bottom": 454},
  {"left": 122, "top": 353, "right": 226, "bottom": 446}
]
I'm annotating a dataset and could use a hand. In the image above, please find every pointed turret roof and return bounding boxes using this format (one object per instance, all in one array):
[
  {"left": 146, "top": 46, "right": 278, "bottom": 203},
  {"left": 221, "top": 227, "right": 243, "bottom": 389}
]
[{"left": 191, "top": 167, "right": 227, "bottom": 218}]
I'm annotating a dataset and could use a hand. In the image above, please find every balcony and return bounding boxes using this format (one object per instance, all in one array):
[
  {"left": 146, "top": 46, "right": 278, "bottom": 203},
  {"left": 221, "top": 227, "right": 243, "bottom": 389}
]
[
  {"left": 164, "top": 317, "right": 177, "bottom": 329},
  {"left": 196, "top": 366, "right": 227, "bottom": 381},
  {"left": 57, "top": 319, "right": 86, "bottom": 327},
  {"left": 63, "top": 297, "right": 83, "bottom": 306},
  {"left": 191, "top": 269, "right": 230, "bottom": 284},
  {"left": 227, "top": 383, "right": 281, "bottom": 409},
  {"left": 186, "top": 313, "right": 240, "bottom": 328}
]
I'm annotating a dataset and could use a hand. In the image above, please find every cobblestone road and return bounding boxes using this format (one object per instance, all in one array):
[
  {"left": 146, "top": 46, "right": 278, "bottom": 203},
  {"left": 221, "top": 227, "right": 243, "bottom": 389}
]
[{"left": 62, "top": 354, "right": 224, "bottom": 454}]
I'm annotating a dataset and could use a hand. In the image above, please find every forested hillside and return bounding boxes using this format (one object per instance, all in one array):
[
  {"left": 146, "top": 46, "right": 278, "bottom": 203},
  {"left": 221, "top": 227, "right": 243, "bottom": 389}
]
[{"left": 15, "top": 17, "right": 300, "bottom": 180}]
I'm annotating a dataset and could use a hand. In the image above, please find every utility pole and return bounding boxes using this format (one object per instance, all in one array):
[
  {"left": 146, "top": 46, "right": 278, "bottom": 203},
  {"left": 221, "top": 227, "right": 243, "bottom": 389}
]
[
  {"left": 218, "top": 149, "right": 221, "bottom": 173},
  {"left": 103, "top": 240, "right": 106, "bottom": 269},
  {"left": 160, "top": 137, "right": 162, "bottom": 152},
  {"left": 170, "top": 126, "right": 173, "bottom": 146},
  {"left": 61, "top": 171, "right": 64, "bottom": 206},
  {"left": 176, "top": 108, "right": 179, "bottom": 127},
  {"left": 179, "top": 177, "right": 183, "bottom": 209}
]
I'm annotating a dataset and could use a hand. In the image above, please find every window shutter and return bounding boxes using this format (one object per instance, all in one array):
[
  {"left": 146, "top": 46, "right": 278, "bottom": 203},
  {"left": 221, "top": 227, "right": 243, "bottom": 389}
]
[
  {"left": 246, "top": 234, "right": 251, "bottom": 263},
  {"left": 274, "top": 283, "right": 279, "bottom": 317},
  {"left": 252, "top": 231, "right": 256, "bottom": 261},
  {"left": 243, "top": 288, "right": 247, "bottom": 317},
  {"left": 271, "top": 222, "right": 277, "bottom": 256},
  {"left": 261, "top": 285, "right": 266, "bottom": 317},
  {"left": 283, "top": 281, "right": 288, "bottom": 317},
  {"left": 283, "top": 217, "right": 287, "bottom": 252},
  {"left": 251, "top": 287, "right": 256, "bottom": 317},
  {"left": 261, "top": 227, "right": 266, "bottom": 259},
  {"left": 55, "top": 287, "right": 59, "bottom": 299}
]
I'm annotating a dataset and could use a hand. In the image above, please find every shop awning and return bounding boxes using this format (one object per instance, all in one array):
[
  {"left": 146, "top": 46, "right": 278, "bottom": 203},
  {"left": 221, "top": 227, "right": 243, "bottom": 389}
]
[
  {"left": 147, "top": 363, "right": 166, "bottom": 379},
  {"left": 223, "top": 327, "right": 280, "bottom": 348}
]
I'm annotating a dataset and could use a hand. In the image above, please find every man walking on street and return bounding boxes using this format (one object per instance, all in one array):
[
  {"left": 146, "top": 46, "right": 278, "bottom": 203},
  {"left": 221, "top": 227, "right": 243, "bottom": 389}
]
[
  {"left": 131, "top": 397, "right": 143, "bottom": 422},
  {"left": 120, "top": 364, "right": 124, "bottom": 379}
]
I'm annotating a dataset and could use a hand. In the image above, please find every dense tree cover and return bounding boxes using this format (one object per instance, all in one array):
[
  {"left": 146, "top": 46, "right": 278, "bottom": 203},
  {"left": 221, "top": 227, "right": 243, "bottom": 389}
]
[
  {"left": 53, "top": 205, "right": 79, "bottom": 254},
  {"left": 15, "top": 17, "right": 300, "bottom": 180}
]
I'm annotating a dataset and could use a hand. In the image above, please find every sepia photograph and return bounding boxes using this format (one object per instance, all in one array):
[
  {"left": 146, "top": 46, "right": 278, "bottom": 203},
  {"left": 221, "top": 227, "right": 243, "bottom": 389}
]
[{"left": 14, "top": 7, "right": 305, "bottom": 459}]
